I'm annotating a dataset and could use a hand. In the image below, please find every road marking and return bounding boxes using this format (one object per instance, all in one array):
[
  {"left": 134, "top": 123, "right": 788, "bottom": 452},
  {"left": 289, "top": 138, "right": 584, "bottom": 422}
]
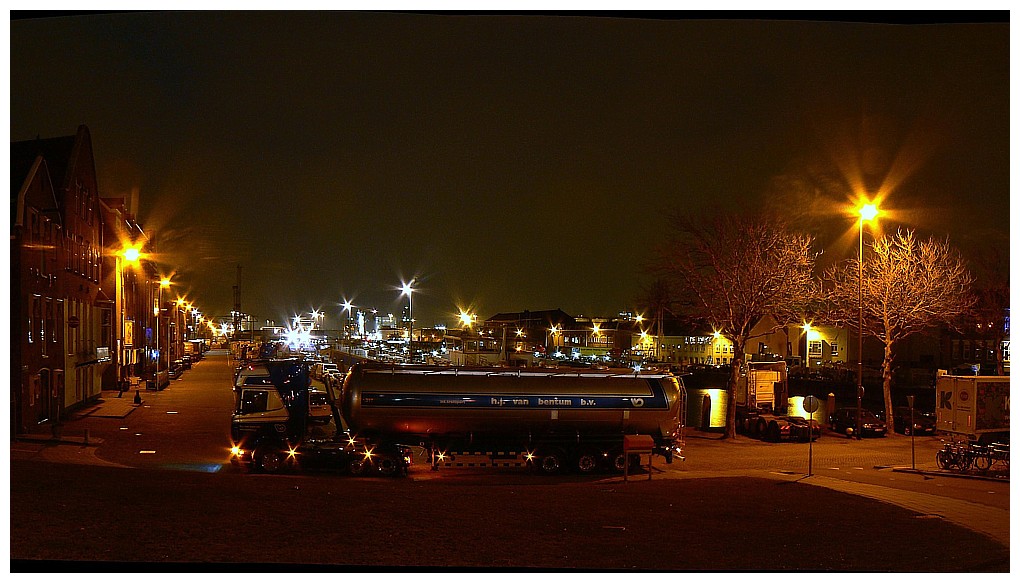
[{"left": 139, "top": 450, "right": 156, "bottom": 454}]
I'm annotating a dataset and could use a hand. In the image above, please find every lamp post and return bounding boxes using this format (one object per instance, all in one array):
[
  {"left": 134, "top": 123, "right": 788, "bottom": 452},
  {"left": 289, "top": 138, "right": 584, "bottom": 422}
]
[
  {"left": 117, "top": 247, "right": 141, "bottom": 391},
  {"left": 401, "top": 280, "right": 415, "bottom": 360},
  {"left": 856, "top": 202, "right": 879, "bottom": 440},
  {"left": 341, "top": 299, "right": 354, "bottom": 351},
  {"left": 154, "top": 277, "right": 171, "bottom": 389}
]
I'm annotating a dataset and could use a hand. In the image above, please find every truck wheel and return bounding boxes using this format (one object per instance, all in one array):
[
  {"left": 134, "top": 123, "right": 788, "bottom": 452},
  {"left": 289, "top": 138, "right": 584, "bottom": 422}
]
[
  {"left": 610, "top": 452, "right": 640, "bottom": 473},
  {"left": 257, "top": 448, "right": 284, "bottom": 474},
  {"left": 766, "top": 422, "right": 782, "bottom": 443},
  {"left": 376, "top": 455, "right": 399, "bottom": 477},
  {"left": 538, "top": 452, "right": 564, "bottom": 474},
  {"left": 609, "top": 451, "right": 626, "bottom": 473},
  {"left": 349, "top": 457, "right": 370, "bottom": 476},
  {"left": 755, "top": 419, "right": 768, "bottom": 438},
  {"left": 575, "top": 451, "right": 599, "bottom": 474}
]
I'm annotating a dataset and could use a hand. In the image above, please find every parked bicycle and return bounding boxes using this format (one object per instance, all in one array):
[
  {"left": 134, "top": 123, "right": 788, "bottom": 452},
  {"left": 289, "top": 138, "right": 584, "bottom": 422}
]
[
  {"left": 972, "top": 442, "right": 1010, "bottom": 473},
  {"left": 936, "top": 439, "right": 1009, "bottom": 475},
  {"left": 936, "top": 440, "right": 972, "bottom": 472}
]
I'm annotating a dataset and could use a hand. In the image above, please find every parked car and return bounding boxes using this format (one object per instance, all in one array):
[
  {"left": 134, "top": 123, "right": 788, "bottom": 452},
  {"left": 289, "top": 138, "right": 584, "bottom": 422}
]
[
  {"left": 169, "top": 360, "right": 184, "bottom": 380},
  {"left": 307, "top": 390, "right": 332, "bottom": 423},
  {"left": 310, "top": 362, "right": 339, "bottom": 381},
  {"left": 829, "top": 407, "right": 887, "bottom": 437},
  {"left": 890, "top": 406, "right": 937, "bottom": 435}
]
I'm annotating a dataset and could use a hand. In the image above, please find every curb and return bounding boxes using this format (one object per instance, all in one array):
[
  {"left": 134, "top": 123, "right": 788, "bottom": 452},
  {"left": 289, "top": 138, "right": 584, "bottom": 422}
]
[
  {"left": 890, "top": 467, "right": 1009, "bottom": 483},
  {"left": 14, "top": 435, "right": 105, "bottom": 446}
]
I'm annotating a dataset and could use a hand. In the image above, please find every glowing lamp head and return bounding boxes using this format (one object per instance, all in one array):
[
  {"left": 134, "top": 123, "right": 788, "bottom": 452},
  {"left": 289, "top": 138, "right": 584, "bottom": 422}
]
[
  {"left": 122, "top": 247, "right": 141, "bottom": 262},
  {"left": 859, "top": 203, "right": 879, "bottom": 221},
  {"left": 160, "top": 277, "right": 172, "bottom": 288}
]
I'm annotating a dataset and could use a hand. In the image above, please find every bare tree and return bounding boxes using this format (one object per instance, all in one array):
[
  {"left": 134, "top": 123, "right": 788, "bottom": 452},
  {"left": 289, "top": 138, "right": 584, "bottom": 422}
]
[
  {"left": 655, "top": 211, "right": 817, "bottom": 438},
  {"left": 637, "top": 278, "right": 674, "bottom": 362},
  {"left": 822, "top": 229, "right": 974, "bottom": 420}
]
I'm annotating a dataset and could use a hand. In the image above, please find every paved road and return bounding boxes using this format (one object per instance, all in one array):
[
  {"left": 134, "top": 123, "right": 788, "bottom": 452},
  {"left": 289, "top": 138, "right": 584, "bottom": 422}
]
[{"left": 10, "top": 350, "right": 1010, "bottom": 570}]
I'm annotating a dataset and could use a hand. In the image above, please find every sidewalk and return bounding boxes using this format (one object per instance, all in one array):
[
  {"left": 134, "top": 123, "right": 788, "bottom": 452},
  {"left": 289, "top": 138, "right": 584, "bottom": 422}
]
[
  {"left": 802, "top": 474, "right": 1010, "bottom": 547},
  {"left": 14, "top": 389, "right": 144, "bottom": 446}
]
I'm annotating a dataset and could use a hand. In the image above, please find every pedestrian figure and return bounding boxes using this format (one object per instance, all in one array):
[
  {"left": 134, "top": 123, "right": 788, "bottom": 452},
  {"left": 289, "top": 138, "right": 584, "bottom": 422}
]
[{"left": 134, "top": 390, "right": 142, "bottom": 405}]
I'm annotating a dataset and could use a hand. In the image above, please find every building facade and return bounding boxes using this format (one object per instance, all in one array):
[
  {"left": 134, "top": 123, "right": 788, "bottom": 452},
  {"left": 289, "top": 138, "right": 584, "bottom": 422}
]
[
  {"left": 11, "top": 153, "right": 64, "bottom": 435},
  {"left": 12, "top": 125, "right": 111, "bottom": 432}
]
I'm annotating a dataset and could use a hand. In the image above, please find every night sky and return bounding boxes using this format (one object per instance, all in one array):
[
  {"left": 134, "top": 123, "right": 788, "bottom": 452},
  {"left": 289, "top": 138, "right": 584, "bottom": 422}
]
[{"left": 10, "top": 12, "right": 1010, "bottom": 330}]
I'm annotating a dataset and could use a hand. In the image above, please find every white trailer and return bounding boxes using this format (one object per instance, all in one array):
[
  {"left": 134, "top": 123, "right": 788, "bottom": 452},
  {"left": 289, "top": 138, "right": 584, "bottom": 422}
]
[{"left": 935, "top": 373, "right": 1009, "bottom": 443}]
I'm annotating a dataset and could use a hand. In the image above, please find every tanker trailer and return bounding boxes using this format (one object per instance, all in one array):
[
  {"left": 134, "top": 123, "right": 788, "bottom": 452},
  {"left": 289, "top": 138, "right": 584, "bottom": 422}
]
[{"left": 339, "top": 363, "right": 687, "bottom": 474}]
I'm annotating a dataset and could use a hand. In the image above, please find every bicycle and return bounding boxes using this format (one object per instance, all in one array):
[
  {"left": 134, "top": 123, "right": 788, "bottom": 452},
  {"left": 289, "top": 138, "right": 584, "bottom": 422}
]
[
  {"left": 973, "top": 442, "right": 1009, "bottom": 473},
  {"left": 936, "top": 440, "right": 973, "bottom": 472}
]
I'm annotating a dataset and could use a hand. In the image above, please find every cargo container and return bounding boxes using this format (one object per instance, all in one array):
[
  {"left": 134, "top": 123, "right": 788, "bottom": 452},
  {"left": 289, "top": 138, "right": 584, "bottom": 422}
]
[{"left": 935, "top": 373, "right": 1009, "bottom": 443}]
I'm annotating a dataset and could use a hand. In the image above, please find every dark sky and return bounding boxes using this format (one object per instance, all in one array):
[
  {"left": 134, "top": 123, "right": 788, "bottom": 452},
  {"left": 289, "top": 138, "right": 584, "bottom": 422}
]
[{"left": 11, "top": 12, "right": 1010, "bottom": 330}]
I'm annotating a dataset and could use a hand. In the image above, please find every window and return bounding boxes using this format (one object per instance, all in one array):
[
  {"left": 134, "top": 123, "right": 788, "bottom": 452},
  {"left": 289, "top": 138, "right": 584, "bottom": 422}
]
[
  {"left": 808, "top": 340, "right": 823, "bottom": 358},
  {"left": 101, "top": 308, "right": 112, "bottom": 349},
  {"left": 41, "top": 299, "right": 50, "bottom": 356},
  {"left": 28, "top": 296, "right": 38, "bottom": 344},
  {"left": 830, "top": 342, "right": 839, "bottom": 357},
  {"left": 240, "top": 390, "right": 269, "bottom": 414},
  {"left": 242, "top": 376, "right": 274, "bottom": 386},
  {"left": 47, "top": 299, "right": 56, "bottom": 345},
  {"left": 28, "top": 209, "right": 39, "bottom": 242}
]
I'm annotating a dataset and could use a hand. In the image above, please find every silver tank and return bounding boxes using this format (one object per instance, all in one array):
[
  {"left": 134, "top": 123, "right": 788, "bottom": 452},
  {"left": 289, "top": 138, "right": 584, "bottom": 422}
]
[{"left": 340, "top": 363, "right": 684, "bottom": 440}]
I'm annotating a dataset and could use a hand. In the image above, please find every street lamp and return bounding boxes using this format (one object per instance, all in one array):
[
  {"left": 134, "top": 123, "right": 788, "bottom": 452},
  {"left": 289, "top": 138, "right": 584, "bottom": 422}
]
[
  {"left": 856, "top": 201, "right": 880, "bottom": 440},
  {"left": 401, "top": 280, "right": 415, "bottom": 358},
  {"left": 341, "top": 299, "right": 354, "bottom": 350},
  {"left": 116, "top": 247, "right": 141, "bottom": 391},
  {"left": 154, "top": 277, "right": 171, "bottom": 389}
]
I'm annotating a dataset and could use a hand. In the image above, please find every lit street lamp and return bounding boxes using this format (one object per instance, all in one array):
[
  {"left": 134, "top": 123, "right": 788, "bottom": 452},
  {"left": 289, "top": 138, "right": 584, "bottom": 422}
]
[
  {"left": 856, "top": 201, "right": 880, "bottom": 440},
  {"left": 401, "top": 280, "right": 415, "bottom": 359},
  {"left": 116, "top": 246, "right": 141, "bottom": 391},
  {"left": 154, "top": 277, "right": 171, "bottom": 390},
  {"left": 341, "top": 299, "right": 355, "bottom": 350}
]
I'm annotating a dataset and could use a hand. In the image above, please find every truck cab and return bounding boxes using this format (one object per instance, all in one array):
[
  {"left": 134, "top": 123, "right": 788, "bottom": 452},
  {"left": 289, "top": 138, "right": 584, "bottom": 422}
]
[{"left": 229, "top": 359, "right": 410, "bottom": 475}]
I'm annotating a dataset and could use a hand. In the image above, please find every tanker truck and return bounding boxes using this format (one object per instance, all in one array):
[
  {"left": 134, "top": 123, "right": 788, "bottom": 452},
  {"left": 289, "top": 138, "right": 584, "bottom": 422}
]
[{"left": 230, "top": 361, "right": 686, "bottom": 476}]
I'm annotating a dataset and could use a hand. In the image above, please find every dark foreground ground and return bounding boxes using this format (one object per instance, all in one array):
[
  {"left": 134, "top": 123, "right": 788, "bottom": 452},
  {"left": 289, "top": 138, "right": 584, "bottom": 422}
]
[{"left": 10, "top": 460, "right": 1009, "bottom": 572}]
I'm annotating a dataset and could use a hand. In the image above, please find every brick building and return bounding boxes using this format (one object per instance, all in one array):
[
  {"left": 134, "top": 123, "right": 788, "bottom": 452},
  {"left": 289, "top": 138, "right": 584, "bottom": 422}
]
[{"left": 12, "top": 125, "right": 110, "bottom": 432}]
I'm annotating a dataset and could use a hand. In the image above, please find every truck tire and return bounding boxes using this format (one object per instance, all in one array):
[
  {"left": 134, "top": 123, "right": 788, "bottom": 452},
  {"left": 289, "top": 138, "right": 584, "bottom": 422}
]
[
  {"left": 755, "top": 418, "right": 768, "bottom": 438},
  {"left": 376, "top": 455, "right": 399, "bottom": 477},
  {"left": 575, "top": 450, "right": 600, "bottom": 474},
  {"left": 609, "top": 451, "right": 627, "bottom": 473},
  {"left": 766, "top": 422, "right": 782, "bottom": 443},
  {"left": 256, "top": 448, "right": 284, "bottom": 474},
  {"left": 349, "top": 456, "right": 370, "bottom": 476},
  {"left": 538, "top": 451, "right": 565, "bottom": 474},
  {"left": 609, "top": 451, "right": 641, "bottom": 473}
]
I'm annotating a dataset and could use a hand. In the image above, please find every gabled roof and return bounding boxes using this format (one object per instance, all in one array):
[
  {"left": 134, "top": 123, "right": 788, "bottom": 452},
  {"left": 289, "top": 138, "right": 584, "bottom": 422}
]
[
  {"left": 10, "top": 153, "right": 60, "bottom": 230},
  {"left": 11, "top": 134, "right": 76, "bottom": 193}
]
